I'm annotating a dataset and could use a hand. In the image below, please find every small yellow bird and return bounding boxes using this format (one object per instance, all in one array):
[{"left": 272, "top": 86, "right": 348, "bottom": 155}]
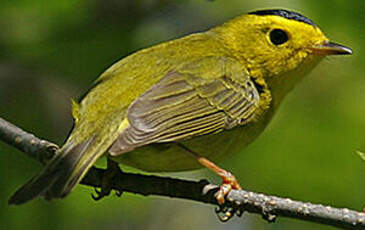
[{"left": 9, "top": 9, "right": 352, "bottom": 205}]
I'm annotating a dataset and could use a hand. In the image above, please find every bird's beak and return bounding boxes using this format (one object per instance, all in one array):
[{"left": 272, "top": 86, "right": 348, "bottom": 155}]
[{"left": 310, "top": 41, "right": 352, "bottom": 56}]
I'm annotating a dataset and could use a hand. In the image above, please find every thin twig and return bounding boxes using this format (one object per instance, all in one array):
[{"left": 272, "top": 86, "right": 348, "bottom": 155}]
[{"left": 1, "top": 117, "right": 364, "bottom": 229}]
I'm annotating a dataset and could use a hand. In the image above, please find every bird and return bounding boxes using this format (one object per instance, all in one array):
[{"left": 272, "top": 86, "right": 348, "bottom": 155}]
[{"left": 9, "top": 9, "right": 352, "bottom": 206}]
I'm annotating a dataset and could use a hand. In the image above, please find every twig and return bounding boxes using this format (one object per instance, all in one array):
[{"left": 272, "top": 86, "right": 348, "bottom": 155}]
[{"left": 1, "top": 116, "right": 364, "bottom": 229}]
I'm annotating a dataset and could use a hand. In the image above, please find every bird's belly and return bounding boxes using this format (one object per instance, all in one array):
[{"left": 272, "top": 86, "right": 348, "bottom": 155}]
[{"left": 110, "top": 116, "right": 271, "bottom": 172}]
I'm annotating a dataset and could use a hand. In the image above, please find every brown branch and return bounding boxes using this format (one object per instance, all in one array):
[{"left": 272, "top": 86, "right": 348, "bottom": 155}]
[{"left": 1, "top": 116, "right": 364, "bottom": 229}]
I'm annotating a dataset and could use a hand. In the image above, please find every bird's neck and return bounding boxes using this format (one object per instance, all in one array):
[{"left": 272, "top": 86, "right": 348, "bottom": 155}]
[{"left": 267, "top": 56, "right": 324, "bottom": 109}]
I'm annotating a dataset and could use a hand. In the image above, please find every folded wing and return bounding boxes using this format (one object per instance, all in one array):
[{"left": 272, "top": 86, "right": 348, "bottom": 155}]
[{"left": 109, "top": 64, "right": 261, "bottom": 155}]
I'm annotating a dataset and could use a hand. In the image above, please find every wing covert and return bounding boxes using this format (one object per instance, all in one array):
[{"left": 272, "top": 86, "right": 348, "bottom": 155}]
[{"left": 109, "top": 61, "right": 261, "bottom": 155}]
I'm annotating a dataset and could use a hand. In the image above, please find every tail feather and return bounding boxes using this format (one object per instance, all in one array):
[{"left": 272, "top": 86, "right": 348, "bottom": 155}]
[
  {"left": 8, "top": 135, "right": 107, "bottom": 205},
  {"left": 8, "top": 169, "right": 60, "bottom": 205}
]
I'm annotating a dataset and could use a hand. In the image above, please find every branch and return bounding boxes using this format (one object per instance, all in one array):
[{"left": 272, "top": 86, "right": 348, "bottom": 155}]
[{"left": 1, "top": 117, "right": 364, "bottom": 230}]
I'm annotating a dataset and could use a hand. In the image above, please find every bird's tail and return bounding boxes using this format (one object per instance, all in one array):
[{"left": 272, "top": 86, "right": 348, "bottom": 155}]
[{"left": 9, "top": 134, "right": 110, "bottom": 205}]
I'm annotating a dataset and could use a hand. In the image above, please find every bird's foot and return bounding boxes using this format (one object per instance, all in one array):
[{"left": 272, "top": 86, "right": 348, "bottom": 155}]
[
  {"left": 214, "top": 171, "right": 242, "bottom": 222},
  {"left": 91, "top": 159, "right": 123, "bottom": 201},
  {"left": 215, "top": 204, "right": 244, "bottom": 222},
  {"left": 196, "top": 156, "right": 242, "bottom": 204},
  {"left": 175, "top": 144, "right": 243, "bottom": 222},
  {"left": 215, "top": 171, "right": 242, "bottom": 205},
  {"left": 196, "top": 156, "right": 242, "bottom": 221}
]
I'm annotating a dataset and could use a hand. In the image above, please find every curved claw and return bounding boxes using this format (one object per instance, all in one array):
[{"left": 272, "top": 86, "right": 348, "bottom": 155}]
[
  {"left": 115, "top": 190, "right": 123, "bottom": 197},
  {"left": 215, "top": 206, "right": 234, "bottom": 222},
  {"left": 94, "top": 187, "right": 102, "bottom": 195},
  {"left": 91, "top": 193, "right": 102, "bottom": 201},
  {"left": 91, "top": 187, "right": 104, "bottom": 201},
  {"left": 215, "top": 204, "right": 244, "bottom": 222}
]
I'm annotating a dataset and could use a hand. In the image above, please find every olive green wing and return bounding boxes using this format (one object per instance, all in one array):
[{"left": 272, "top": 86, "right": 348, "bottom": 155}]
[{"left": 109, "top": 66, "right": 261, "bottom": 155}]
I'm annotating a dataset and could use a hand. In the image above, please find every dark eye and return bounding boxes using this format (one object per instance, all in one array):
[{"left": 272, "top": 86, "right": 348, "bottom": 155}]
[{"left": 269, "top": 29, "right": 289, "bottom": 45}]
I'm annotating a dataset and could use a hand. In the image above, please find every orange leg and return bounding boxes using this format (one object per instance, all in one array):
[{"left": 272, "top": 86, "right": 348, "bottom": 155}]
[
  {"left": 197, "top": 157, "right": 242, "bottom": 204},
  {"left": 177, "top": 143, "right": 242, "bottom": 205}
]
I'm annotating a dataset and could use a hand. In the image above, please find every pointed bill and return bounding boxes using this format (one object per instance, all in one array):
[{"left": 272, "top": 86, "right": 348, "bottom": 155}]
[{"left": 311, "top": 41, "right": 352, "bottom": 55}]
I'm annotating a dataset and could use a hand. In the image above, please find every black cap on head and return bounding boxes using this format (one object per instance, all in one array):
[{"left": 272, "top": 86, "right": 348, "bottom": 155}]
[{"left": 248, "top": 9, "right": 316, "bottom": 26}]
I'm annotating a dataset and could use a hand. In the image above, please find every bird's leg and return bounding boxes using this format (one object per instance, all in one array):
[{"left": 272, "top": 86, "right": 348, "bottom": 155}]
[
  {"left": 177, "top": 143, "right": 242, "bottom": 204},
  {"left": 92, "top": 158, "right": 123, "bottom": 200},
  {"left": 197, "top": 157, "right": 242, "bottom": 204}
]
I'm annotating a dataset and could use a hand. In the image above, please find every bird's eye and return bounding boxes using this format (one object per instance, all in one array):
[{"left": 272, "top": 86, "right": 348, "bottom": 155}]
[{"left": 269, "top": 29, "right": 289, "bottom": 45}]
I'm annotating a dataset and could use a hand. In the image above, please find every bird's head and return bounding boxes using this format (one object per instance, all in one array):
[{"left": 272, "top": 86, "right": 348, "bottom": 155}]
[{"left": 215, "top": 9, "right": 352, "bottom": 102}]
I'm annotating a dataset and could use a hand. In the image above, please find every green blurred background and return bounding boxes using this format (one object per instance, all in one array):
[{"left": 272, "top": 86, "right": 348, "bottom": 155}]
[{"left": 0, "top": 0, "right": 364, "bottom": 229}]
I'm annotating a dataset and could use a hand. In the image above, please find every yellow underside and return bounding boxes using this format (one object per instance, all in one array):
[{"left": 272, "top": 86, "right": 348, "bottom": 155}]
[{"left": 110, "top": 108, "right": 274, "bottom": 172}]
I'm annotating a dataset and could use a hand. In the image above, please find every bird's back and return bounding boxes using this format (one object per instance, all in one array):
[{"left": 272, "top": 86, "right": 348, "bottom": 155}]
[{"left": 70, "top": 30, "right": 231, "bottom": 144}]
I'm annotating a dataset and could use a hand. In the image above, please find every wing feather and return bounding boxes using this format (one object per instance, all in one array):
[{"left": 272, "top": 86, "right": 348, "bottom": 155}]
[{"left": 109, "top": 66, "right": 261, "bottom": 155}]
